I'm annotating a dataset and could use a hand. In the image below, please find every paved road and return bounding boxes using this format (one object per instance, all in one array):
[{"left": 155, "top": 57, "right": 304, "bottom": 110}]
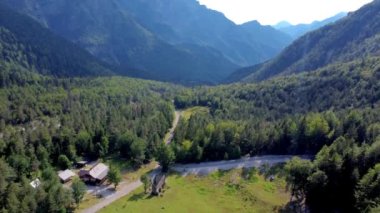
[
  {"left": 172, "top": 155, "right": 312, "bottom": 176},
  {"left": 165, "top": 110, "right": 182, "bottom": 144}
]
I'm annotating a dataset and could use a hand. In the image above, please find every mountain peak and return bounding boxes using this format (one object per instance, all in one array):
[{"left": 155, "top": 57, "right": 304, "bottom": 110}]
[
  {"left": 241, "top": 20, "right": 261, "bottom": 26},
  {"left": 275, "top": 12, "right": 347, "bottom": 39},
  {"left": 273, "top": 21, "right": 292, "bottom": 29}
]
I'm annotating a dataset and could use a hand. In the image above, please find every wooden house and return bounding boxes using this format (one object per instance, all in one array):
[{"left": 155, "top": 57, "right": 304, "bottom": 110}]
[
  {"left": 58, "top": 169, "right": 76, "bottom": 183},
  {"left": 79, "top": 163, "right": 109, "bottom": 185}
]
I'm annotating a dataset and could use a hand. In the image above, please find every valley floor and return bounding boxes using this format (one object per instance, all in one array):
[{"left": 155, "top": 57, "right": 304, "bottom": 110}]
[{"left": 99, "top": 169, "right": 290, "bottom": 213}]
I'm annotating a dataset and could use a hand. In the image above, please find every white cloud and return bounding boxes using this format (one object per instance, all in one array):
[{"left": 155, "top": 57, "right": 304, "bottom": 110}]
[{"left": 197, "top": 0, "right": 373, "bottom": 25}]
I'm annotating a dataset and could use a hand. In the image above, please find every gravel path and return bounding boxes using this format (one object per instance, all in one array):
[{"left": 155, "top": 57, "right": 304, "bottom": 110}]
[
  {"left": 172, "top": 155, "right": 312, "bottom": 176},
  {"left": 81, "top": 180, "right": 142, "bottom": 213},
  {"left": 165, "top": 110, "right": 182, "bottom": 144}
]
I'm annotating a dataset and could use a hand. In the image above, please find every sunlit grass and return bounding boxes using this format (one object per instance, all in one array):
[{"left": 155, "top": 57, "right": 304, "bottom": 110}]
[{"left": 100, "top": 169, "right": 290, "bottom": 213}]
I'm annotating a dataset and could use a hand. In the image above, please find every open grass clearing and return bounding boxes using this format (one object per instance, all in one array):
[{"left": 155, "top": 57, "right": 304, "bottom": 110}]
[{"left": 100, "top": 168, "right": 290, "bottom": 213}]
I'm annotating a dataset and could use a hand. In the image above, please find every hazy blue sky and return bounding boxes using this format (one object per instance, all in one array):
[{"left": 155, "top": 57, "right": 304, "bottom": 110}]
[{"left": 197, "top": 0, "right": 373, "bottom": 25}]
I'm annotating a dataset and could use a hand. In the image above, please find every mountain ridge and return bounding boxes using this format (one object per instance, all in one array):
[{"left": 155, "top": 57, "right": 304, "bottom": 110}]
[
  {"left": 231, "top": 0, "right": 380, "bottom": 83},
  {"left": 2, "top": 0, "right": 241, "bottom": 84},
  {"left": 121, "top": 0, "right": 292, "bottom": 67},
  {"left": 274, "top": 12, "right": 347, "bottom": 39}
]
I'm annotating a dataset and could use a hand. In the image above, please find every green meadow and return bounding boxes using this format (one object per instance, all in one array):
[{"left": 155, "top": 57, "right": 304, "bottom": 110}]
[{"left": 100, "top": 169, "right": 290, "bottom": 213}]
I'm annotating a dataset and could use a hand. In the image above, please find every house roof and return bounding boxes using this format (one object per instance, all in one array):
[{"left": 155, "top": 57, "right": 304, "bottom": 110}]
[
  {"left": 89, "top": 163, "right": 109, "bottom": 180},
  {"left": 76, "top": 161, "right": 88, "bottom": 165},
  {"left": 30, "top": 178, "right": 41, "bottom": 188},
  {"left": 58, "top": 169, "right": 76, "bottom": 181}
]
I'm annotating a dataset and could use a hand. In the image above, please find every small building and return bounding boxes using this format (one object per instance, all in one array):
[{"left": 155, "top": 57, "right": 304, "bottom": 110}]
[
  {"left": 30, "top": 178, "right": 41, "bottom": 189},
  {"left": 75, "top": 160, "right": 88, "bottom": 168},
  {"left": 58, "top": 169, "right": 76, "bottom": 183},
  {"left": 79, "top": 163, "right": 109, "bottom": 185},
  {"left": 151, "top": 173, "right": 166, "bottom": 196}
]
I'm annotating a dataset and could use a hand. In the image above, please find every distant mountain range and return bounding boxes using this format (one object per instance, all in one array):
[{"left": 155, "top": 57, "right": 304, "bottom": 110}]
[
  {"left": 227, "top": 0, "right": 380, "bottom": 83},
  {"left": 121, "top": 0, "right": 292, "bottom": 66},
  {"left": 274, "top": 12, "right": 347, "bottom": 39},
  {"left": 1, "top": 0, "right": 292, "bottom": 84}
]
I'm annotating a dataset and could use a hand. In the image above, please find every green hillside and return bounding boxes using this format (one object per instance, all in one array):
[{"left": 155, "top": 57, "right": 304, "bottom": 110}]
[{"left": 0, "top": 3, "right": 114, "bottom": 84}]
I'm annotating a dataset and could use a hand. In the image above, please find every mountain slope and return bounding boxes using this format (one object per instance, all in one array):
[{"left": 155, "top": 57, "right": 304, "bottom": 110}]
[
  {"left": 275, "top": 12, "right": 347, "bottom": 39},
  {"left": 240, "top": 0, "right": 380, "bottom": 82},
  {"left": 2, "top": 0, "right": 239, "bottom": 84},
  {"left": 0, "top": 3, "right": 114, "bottom": 81},
  {"left": 118, "top": 0, "right": 293, "bottom": 67}
]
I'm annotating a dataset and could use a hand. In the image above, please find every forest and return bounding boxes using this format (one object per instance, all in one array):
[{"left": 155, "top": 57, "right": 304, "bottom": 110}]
[
  {"left": 170, "top": 57, "right": 380, "bottom": 212},
  {"left": 0, "top": 74, "right": 181, "bottom": 212},
  {"left": 0, "top": 57, "right": 379, "bottom": 212},
  {"left": 0, "top": 0, "right": 379, "bottom": 212}
]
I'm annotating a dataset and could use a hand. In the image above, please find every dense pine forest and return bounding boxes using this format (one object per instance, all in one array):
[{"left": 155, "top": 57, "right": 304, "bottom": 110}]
[
  {"left": 0, "top": 0, "right": 379, "bottom": 212},
  {"left": 171, "top": 57, "right": 380, "bottom": 212},
  {"left": 1, "top": 57, "right": 379, "bottom": 212},
  {"left": 0, "top": 74, "right": 181, "bottom": 212}
]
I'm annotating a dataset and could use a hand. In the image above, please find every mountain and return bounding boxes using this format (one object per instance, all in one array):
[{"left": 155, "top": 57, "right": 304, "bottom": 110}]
[
  {"left": 0, "top": 3, "right": 114, "bottom": 82},
  {"left": 274, "top": 12, "right": 347, "bottom": 39},
  {"left": 273, "top": 21, "right": 292, "bottom": 29},
  {"left": 234, "top": 0, "right": 380, "bottom": 82},
  {"left": 120, "top": 0, "right": 292, "bottom": 67},
  {"left": 223, "top": 63, "right": 265, "bottom": 84},
  {"left": 2, "top": 0, "right": 242, "bottom": 85}
]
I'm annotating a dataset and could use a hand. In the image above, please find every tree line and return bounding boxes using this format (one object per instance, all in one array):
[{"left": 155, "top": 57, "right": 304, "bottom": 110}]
[{"left": 285, "top": 135, "right": 380, "bottom": 212}]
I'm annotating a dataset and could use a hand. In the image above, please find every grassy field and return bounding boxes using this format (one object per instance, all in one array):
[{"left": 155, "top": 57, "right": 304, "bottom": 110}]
[
  {"left": 371, "top": 206, "right": 380, "bottom": 213},
  {"left": 100, "top": 169, "right": 290, "bottom": 213},
  {"left": 182, "top": 106, "right": 209, "bottom": 121}
]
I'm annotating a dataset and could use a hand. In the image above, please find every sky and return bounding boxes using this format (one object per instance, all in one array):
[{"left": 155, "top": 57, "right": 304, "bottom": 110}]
[{"left": 197, "top": 0, "right": 373, "bottom": 25}]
